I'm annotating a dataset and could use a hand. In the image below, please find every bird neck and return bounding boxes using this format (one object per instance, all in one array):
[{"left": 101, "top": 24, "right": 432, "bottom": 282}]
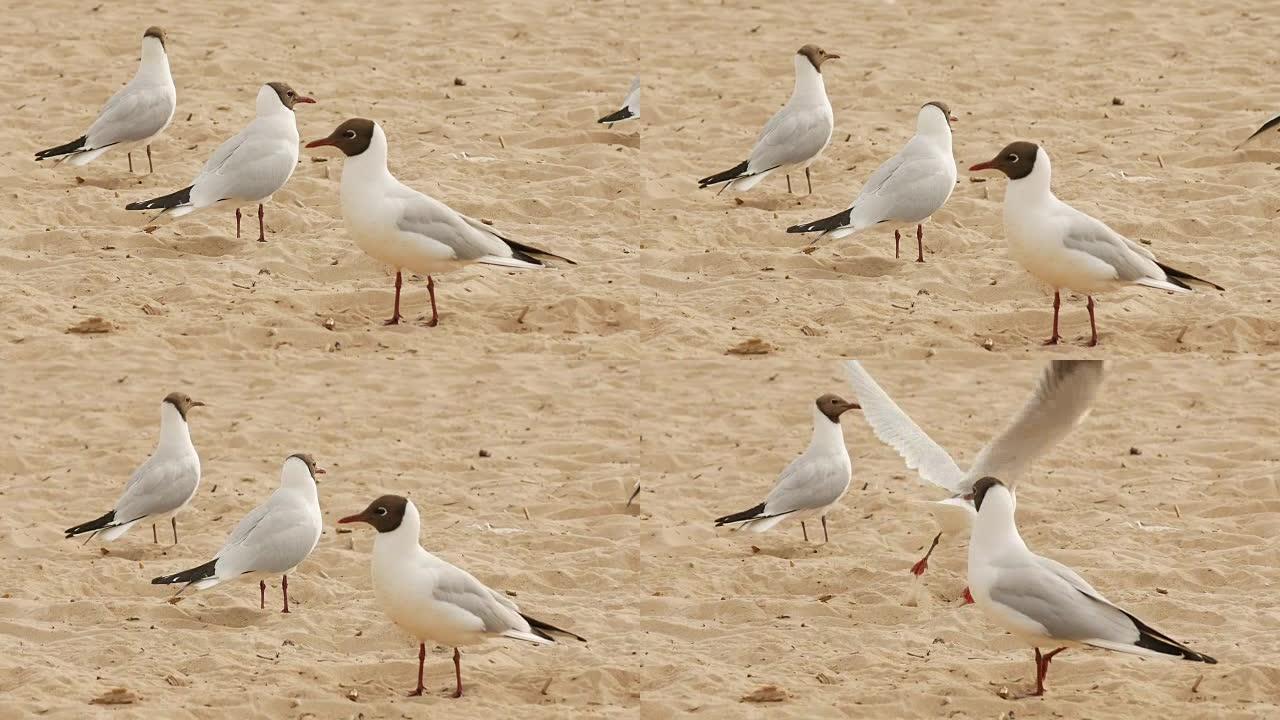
[
  {"left": 373, "top": 501, "right": 424, "bottom": 553},
  {"left": 915, "top": 109, "right": 953, "bottom": 153},
  {"left": 137, "top": 38, "right": 171, "bottom": 84},
  {"left": 790, "top": 55, "right": 827, "bottom": 105},
  {"left": 255, "top": 86, "right": 291, "bottom": 118},
  {"left": 807, "top": 405, "right": 847, "bottom": 453},
  {"left": 279, "top": 464, "right": 319, "bottom": 504},
  {"left": 969, "top": 489, "right": 1028, "bottom": 561},
  {"left": 1007, "top": 148, "right": 1054, "bottom": 201},
  {"left": 341, "top": 126, "right": 395, "bottom": 188},
  {"left": 156, "top": 404, "right": 193, "bottom": 453}
]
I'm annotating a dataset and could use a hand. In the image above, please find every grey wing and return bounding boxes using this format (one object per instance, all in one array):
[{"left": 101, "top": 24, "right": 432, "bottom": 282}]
[
  {"left": 845, "top": 360, "right": 966, "bottom": 493},
  {"left": 966, "top": 361, "right": 1105, "bottom": 487},
  {"left": 396, "top": 192, "right": 512, "bottom": 261},
  {"left": 989, "top": 562, "right": 1137, "bottom": 644},
  {"left": 191, "top": 132, "right": 296, "bottom": 204},
  {"left": 748, "top": 105, "right": 832, "bottom": 172},
  {"left": 1059, "top": 213, "right": 1163, "bottom": 283},
  {"left": 113, "top": 455, "right": 199, "bottom": 523},
  {"left": 762, "top": 451, "right": 849, "bottom": 515},
  {"left": 432, "top": 566, "right": 526, "bottom": 634},
  {"left": 851, "top": 152, "right": 954, "bottom": 222},
  {"left": 215, "top": 498, "right": 319, "bottom": 574},
  {"left": 623, "top": 77, "right": 639, "bottom": 113},
  {"left": 85, "top": 82, "right": 174, "bottom": 148}
]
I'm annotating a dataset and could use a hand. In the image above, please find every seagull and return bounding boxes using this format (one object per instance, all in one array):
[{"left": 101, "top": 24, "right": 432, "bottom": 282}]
[
  {"left": 35, "top": 26, "right": 176, "bottom": 174},
  {"left": 713, "top": 394, "right": 859, "bottom": 543},
  {"left": 844, "top": 360, "right": 1104, "bottom": 592},
  {"left": 697, "top": 45, "right": 838, "bottom": 195},
  {"left": 597, "top": 76, "right": 639, "bottom": 128},
  {"left": 338, "top": 495, "right": 585, "bottom": 698},
  {"left": 305, "top": 118, "right": 575, "bottom": 327},
  {"left": 967, "top": 476, "right": 1217, "bottom": 696},
  {"left": 151, "top": 454, "right": 324, "bottom": 612},
  {"left": 1235, "top": 113, "right": 1280, "bottom": 149},
  {"left": 787, "top": 101, "right": 957, "bottom": 263},
  {"left": 64, "top": 392, "right": 203, "bottom": 545},
  {"left": 969, "top": 141, "right": 1224, "bottom": 346},
  {"left": 125, "top": 82, "right": 315, "bottom": 242}
]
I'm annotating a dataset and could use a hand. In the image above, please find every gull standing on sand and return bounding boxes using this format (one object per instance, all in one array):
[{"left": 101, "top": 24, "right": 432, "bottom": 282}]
[
  {"left": 35, "top": 27, "right": 176, "bottom": 174},
  {"left": 597, "top": 76, "right": 639, "bottom": 127},
  {"left": 125, "top": 82, "right": 315, "bottom": 242},
  {"left": 339, "top": 495, "right": 586, "bottom": 698},
  {"left": 64, "top": 392, "right": 203, "bottom": 545},
  {"left": 697, "top": 45, "right": 838, "bottom": 195},
  {"left": 305, "top": 118, "right": 575, "bottom": 327},
  {"left": 151, "top": 454, "right": 323, "bottom": 613},
  {"left": 713, "top": 394, "right": 859, "bottom": 543},
  {"left": 787, "top": 101, "right": 958, "bottom": 262},
  {"left": 969, "top": 141, "right": 1224, "bottom": 346},
  {"left": 844, "top": 360, "right": 1104, "bottom": 591},
  {"left": 966, "top": 477, "right": 1217, "bottom": 696}
]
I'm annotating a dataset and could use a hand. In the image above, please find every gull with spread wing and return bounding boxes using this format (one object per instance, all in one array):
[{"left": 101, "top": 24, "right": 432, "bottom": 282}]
[{"left": 844, "top": 360, "right": 1104, "bottom": 593}]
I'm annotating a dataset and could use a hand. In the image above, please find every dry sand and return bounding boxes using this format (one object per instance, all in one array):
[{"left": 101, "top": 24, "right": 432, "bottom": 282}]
[{"left": 0, "top": 0, "right": 1277, "bottom": 719}]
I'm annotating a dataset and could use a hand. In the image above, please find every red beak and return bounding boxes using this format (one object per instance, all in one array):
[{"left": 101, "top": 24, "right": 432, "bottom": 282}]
[
  {"left": 295, "top": 95, "right": 317, "bottom": 104},
  {"left": 948, "top": 115, "right": 958, "bottom": 123},
  {"left": 305, "top": 137, "right": 336, "bottom": 149},
  {"left": 969, "top": 160, "right": 998, "bottom": 172},
  {"left": 337, "top": 512, "right": 365, "bottom": 524},
  {"left": 316, "top": 467, "right": 327, "bottom": 475}
]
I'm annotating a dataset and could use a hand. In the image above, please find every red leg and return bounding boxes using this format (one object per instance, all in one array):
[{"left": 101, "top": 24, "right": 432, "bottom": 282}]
[
  {"left": 281, "top": 574, "right": 290, "bottom": 613},
  {"left": 171, "top": 516, "right": 178, "bottom": 544},
  {"left": 1033, "top": 647, "right": 1068, "bottom": 696},
  {"left": 915, "top": 224, "right": 925, "bottom": 263},
  {"left": 146, "top": 144, "right": 154, "bottom": 174},
  {"left": 1086, "top": 295, "right": 1099, "bottom": 347},
  {"left": 257, "top": 203, "right": 266, "bottom": 243},
  {"left": 821, "top": 515, "right": 829, "bottom": 543},
  {"left": 384, "top": 271, "right": 403, "bottom": 325},
  {"left": 805, "top": 167, "right": 813, "bottom": 195},
  {"left": 962, "top": 587, "right": 974, "bottom": 605},
  {"left": 259, "top": 579, "right": 266, "bottom": 610},
  {"left": 128, "top": 152, "right": 134, "bottom": 173},
  {"left": 425, "top": 275, "right": 439, "bottom": 327},
  {"left": 1042, "top": 290, "right": 1062, "bottom": 345},
  {"left": 801, "top": 521, "right": 808, "bottom": 542},
  {"left": 894, "top": 229, "right": 901, "bottom": 259},
  {"left": 152, "top": 523, "right": 158, "bottom": 544},
  {"left": 236, "top": 208, "right": 242, "bottom": 239},
  {"left": 452, "top": 648, "right": 463, "bottom": 698},
  {"left": 911, "top": 532, "right": 943, "bottom": 576},
  {"left": 407, "top": 643, "right": 426, "bottom": 696},
  {"left": 786, "top": 174, "right": 793, "bottom": 194}
]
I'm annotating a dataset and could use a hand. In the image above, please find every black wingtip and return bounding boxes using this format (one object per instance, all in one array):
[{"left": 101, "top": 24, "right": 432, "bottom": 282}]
[
  {"left": 126, "top": 185, "right": 193, "bottom": 212},
  {"left": 786, "top": 207, "right": 853, "bottom": 235},
  {"left": 151, "top": 558, "right": 217, "bottom": 585},
  {"left": 1156, "top": 261, "right": 1225, "bottom": 292},
  {"left": 1238, "top": 114, "right": 1280, "bottom": 149},
  {"left": 597, "top": 107, "right": 634, "bottom": 124},
  {"left": 522, "top": 613, "right": 586, "bottom": 643},
  {"left": 698, "top": 160, "right": 750, "bottom": 188},
  {"left": 713, "top": 502, "right": 767, "bottom": 527},
  {"left": 35, "top": 135, "right": 88, "bottom": 160},
  {"left": 1128, "top": 612, "right": 1217, "bottom": 664},
  {"left": 65, "top": 509, "right": 116, "bottom": 538},
  {"left": 504, "top": 237, "right": 577, "bottom": 266}
]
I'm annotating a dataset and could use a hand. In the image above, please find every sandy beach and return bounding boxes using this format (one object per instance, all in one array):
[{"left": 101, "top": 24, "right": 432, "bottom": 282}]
[{"left": 0, "top": 0, "right": 1277, "bottom": 719}]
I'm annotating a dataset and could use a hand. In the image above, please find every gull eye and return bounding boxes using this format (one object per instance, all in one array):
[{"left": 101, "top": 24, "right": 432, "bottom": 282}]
[
  {"left": 287, "top": 90, "right": 295, "bottom": 97},
  {"left": 344, "top": 130, "right": 357, "bottom": 139},
  {"left": 375, "top": 507, "right": 387, "bottom": 516},
  {"left": 1007, "top": 153, "right": 1019, "bottom": 162}
]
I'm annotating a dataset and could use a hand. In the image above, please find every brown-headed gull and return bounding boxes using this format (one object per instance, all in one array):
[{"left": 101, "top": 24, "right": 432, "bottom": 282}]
[
  {"left": 788, "top": 101, "right": 957, "bottom": 262},
  {"left": 125, "top": 82, "right": 315, "bottom": 242},
  {"left": 151, "top": 454, "right": 324, "bottom": 613},
  {"left": 967, "top": 477, "right": 1216, "bottom": 696},
  {"left": 338, "top": 494, "right": 585, "bottom": 698},
  {"left": 35, "top": 27, "right": 176, "bottom": 174},
  {"left": 714, "top": 394, "right": 859, "bottom": 543},
  {"left": 698, "top": 45, "right": 838, "bottom": 195},
  {"left": 64, "top": 392, "right": 202, "bottom": 545}
]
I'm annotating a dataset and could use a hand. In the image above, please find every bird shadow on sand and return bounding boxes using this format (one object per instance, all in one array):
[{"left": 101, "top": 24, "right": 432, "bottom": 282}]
[
  {"left": 740, "top": 541, "right": 834, "bottom": 560},
  {"left": 95, "top": 544, "right": 179, "bottom": 562}
]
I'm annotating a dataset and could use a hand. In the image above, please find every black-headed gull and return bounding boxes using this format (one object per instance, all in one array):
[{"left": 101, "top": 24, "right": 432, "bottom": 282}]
[
  {"left": 64, "top": 392, "right": 202, "bottom": 545},
  {"left": 969, "top": 141, "right": 1224, "bottom": 346},
  {"left": 698, "top": 45, "right": 838, "bottom": 195},
  {"left": 35, "top": 27, "right": 176, "bottom": 174},
  {"left": 151, "top": 454, "right": 324, "bottom": 613},
  {"left": 597, "top": 76, "right": 639, "bottom": 128},
  {"left": 844, "top": 360, "right": 1104, "bottom": 595},
  {"left": 967, "top": 477, "right": 1216, "bottom": 696},
  {"left": 338, "top": 494, "right": 585, "bottom": 698},
  {"left": 125, "top": 82, "right": 315, "bottom": 242},
  {"left": 787, "top": 101, "right": 957, "bottom": 262},
  {"left": 714, "top": 394, "right": 859, "bottom": 543},
  {"left": 305, "top": 118, "right": 575, "bottom": 327}
]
